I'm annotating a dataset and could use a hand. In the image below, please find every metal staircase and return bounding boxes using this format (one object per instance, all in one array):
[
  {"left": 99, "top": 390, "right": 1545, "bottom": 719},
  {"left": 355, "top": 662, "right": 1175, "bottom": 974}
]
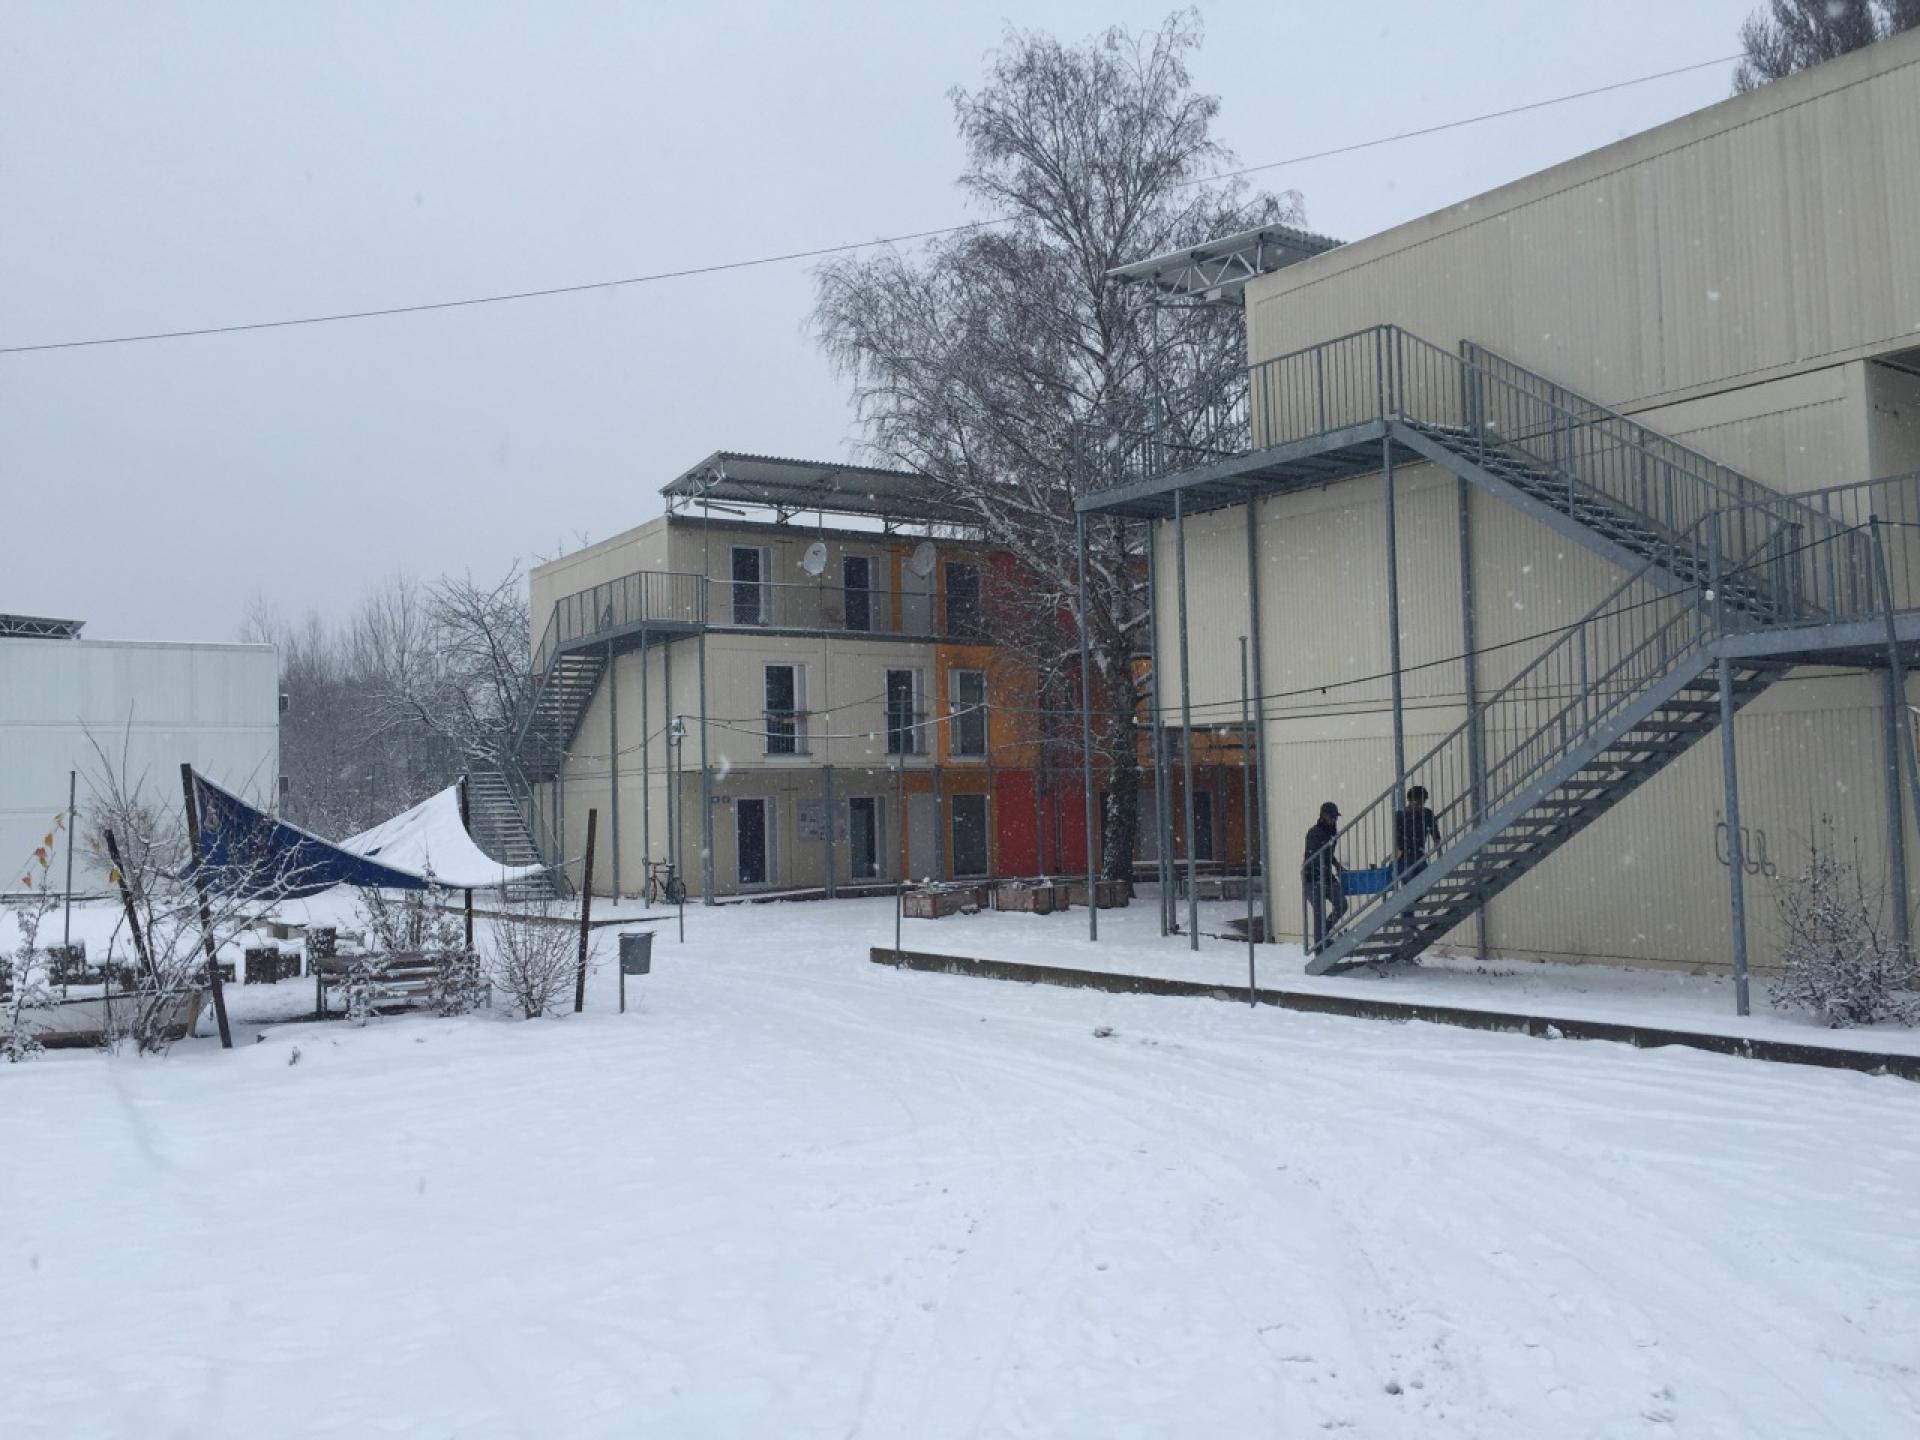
[
  {"left": 462, "top": 769, "right": 556, "bottom": 901},
  {"left": 1082, "top": 324, "right": 1885, "bottom": 974},
  {"left": 1304, "top": 553, "right": 1779, "bottom": 972},
  {"left": 516, "top": 645, "right": 607, "bottom": 785}
]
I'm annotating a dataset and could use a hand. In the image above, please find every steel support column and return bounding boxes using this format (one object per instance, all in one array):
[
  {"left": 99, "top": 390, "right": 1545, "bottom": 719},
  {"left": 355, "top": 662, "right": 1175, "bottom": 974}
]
[
  {"left": 698, "top": 627, "right": 714, "bottom": 904},
  {"left": 607, "top": 642, "right": 621, "bottom": 900},
  {"left": 1245, "top": 500, "right": 1272, "bottom": 942},
  {"left": 640, "top": 626, "right": 651, "bottom": 874},
  {"left": 933, "top": 763, "right": 947, "bottom": 881},
  {"left": 1146, "top": 520, "right": 1173, "bottom": 934},
  {"left": 1884, "top": 667, "right": 1911, "bottom": 955},
  {"left": 1075, "top": 511, "right": 1100, "bottom": 942},
  {"left": 1175, "top": 489, "right": 1200, "bottom": 950},
  {"left": 1384, "top": 437, "right": 1407, "bottom": 811},
  {"left": 663, "top": 640, "right": 675, "bottom": 883},
  {"left": 1456, "top": 475, "right": 1488, "bottom": 958},
  {"left": 1718, "top": 656, "right": 1752, "bottom": 1017},
  {"left": 824, "top": 763, "right": 838, "bottom": 900}
]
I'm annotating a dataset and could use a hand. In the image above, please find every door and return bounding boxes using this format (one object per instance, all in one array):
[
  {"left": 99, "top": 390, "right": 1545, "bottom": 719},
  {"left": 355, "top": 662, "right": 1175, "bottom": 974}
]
[
  {"left": 737, "top": 797, "right": 771, "bottom": 887},
  {"left": 731, "top": 546, "right": 767, "bottom": 625},
  {"left": 843, "top": 555, "right": 873, "bottom": 633},
  {"left": 907, "top": 792, "right": 938, "bottom": 882},
  {"left": 1137, "top": 784, "right": 1160, "bottom": 861},
  {"left": 1192, "top": 791, "right": 1215, "bottom": 862},
  {"left": 849, "top": 797, "right": 880, "bottom": 880},
  {"left": 951, "top": 794, "right": 989, "bottom": 877}
]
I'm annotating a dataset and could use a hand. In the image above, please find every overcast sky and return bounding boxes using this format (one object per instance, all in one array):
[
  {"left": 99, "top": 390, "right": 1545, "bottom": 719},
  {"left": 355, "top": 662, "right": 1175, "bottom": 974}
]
[{"left": 3, "top": 0, "right": 1757, "bottom": 642}]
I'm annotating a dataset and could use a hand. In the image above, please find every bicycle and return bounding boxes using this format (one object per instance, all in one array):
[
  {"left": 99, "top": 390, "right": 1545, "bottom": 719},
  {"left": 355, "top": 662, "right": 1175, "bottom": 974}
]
[{"left": 644, "top": 859, "right": 686, "bottom": 907}]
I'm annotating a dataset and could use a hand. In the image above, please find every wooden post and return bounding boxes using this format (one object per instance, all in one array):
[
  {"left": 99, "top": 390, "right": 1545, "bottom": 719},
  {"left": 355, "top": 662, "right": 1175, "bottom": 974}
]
[
  {"left": 178, "top": 764, "right": 233, "bottom": 1049},
  {"left": 102, "top": 827, "right": 154, "bottom": 982},
  {"left": 574, "top": 808, "right": 598, "bottom": 1013}
]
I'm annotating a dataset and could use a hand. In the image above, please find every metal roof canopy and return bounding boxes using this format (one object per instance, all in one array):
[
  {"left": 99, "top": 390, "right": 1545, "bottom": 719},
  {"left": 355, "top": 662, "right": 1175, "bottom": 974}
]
[
  {"left": 662, "top": 451, "right": 975, "bottom": 527},
  {"left": 1105, "top": 224, "right": 1341, "bottom": 304},
  {"left": 0, "top": 613, "right": 85, "bottom": 640}
]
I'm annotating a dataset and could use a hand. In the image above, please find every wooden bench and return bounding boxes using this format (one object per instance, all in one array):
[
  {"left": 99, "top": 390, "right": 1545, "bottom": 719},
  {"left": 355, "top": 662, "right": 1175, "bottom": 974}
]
[{"left": 311, "top": 951, "right": 483, "bottom": 1018}]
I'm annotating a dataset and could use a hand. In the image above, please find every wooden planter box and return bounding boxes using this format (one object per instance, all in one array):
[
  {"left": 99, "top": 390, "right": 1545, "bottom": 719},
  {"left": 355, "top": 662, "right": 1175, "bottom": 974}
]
[
  {"left": 902, "top": 886, "right": 989, "bottom": 920},
  {"left": 994, "top": 884, "right": 1067, "bottom": 914},
  {"left": 1065, "top": 879, "right": 1132, "bottom": 909},
  {"left": 1186, "top": 875, "right": 1257, "bottom": 901}
]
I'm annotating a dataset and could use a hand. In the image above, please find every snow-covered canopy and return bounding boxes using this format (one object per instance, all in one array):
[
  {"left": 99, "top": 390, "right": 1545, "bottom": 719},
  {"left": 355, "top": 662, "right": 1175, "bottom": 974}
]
[{"left": 341, "top": 784, "right": 544, "bottom": 890}]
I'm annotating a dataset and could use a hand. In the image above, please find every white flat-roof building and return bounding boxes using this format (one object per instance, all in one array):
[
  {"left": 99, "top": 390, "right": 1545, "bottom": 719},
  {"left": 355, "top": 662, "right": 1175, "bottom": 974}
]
[{"left": 0, "top": 614, "right": 280, "bottom": 894}]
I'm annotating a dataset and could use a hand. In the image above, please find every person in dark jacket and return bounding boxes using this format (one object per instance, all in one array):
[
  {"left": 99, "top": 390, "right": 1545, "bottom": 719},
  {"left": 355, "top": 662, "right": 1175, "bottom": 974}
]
[
  {"left": 1393, "top": 785, "right": 1442, "bottom": 881},
  {"left": 1302, "top": 801, "right": 1346, "bottom": 952}
]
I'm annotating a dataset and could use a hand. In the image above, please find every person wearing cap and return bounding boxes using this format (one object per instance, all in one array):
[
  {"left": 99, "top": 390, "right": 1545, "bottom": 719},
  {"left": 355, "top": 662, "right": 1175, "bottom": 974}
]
[
  {"left": 1301, "top": 800, "right": 1347, "bottom": 952},
  {"left": 1393, "top": 785, "right": 1442, "bottom": 882}
]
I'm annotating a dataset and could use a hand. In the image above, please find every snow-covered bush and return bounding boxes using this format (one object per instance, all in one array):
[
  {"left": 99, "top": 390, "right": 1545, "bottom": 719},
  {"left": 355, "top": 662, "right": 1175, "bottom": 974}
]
[
  {"left": 1769, "top": 828, "right": 1920, "bottom": 1029},
  {"left": 486, "top": 904, "right": 575, "bottom": 1019},
  {"left": 430, "top": 949, "right": 487, "bottom": 1016}
]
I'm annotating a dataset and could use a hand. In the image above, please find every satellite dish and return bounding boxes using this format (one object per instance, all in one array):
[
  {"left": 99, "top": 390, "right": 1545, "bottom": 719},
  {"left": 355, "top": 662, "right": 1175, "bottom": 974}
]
[
  {"left": 908, "top": 541, "right": 938, "bottom": 578},
  {"left": 801, "top": 541, "right": 828, "bottom": 577}
]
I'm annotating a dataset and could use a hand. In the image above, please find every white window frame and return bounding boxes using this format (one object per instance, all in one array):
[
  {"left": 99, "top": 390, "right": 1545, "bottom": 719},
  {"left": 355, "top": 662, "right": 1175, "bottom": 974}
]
[
  {"left": 763, "top": 662, "right": 808, "bottom": 757},
  {"left": 730, "top": 544, "right": 771, "bottom": 626},
  {"left": 949, "top": 668, "right": 987, "bottom": 759},
  {"left": 841, "top": 552, "right": 879, "bottom": 634},
  {"left": 885, "top": 666, "right": 926, "bottom": 756}
]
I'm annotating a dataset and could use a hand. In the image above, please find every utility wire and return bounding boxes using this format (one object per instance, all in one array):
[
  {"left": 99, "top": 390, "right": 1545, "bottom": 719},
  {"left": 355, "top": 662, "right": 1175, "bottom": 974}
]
[{"left": 0, "top": 54, "right": 1738, "bottom": 357}]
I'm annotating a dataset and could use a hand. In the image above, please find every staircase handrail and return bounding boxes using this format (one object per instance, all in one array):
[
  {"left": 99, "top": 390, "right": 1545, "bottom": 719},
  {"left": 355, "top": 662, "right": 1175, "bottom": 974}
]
[{"left": 1456, "top": 341, "right": 1852, "bottom": 615}]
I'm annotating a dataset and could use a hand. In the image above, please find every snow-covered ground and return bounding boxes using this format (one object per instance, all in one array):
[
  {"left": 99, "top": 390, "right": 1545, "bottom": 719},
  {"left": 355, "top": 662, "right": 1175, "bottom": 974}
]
[{"left": 4, "top": 893, "right": 1919, "bottom": 1437}]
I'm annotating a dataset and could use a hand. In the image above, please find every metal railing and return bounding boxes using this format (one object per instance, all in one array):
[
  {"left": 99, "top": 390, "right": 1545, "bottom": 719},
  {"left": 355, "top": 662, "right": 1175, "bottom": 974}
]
[
  {"left": 533, "top": 570, "right": 707, "bottom": 680},
  {"left": 705, "top": 576, "right": 984, "bottom": 639},
  {"left": 1452, "top": 341, "right": 1855, "bottom": 623}
]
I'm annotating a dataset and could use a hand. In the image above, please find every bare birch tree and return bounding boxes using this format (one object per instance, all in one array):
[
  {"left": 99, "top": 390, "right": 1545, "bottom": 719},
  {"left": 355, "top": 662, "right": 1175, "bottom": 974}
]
[
  {"left": 1733, "top": 1, "right": 1917, "bottom": 92},
  {"left": 814, "top": 11, "right": 1305, "bottom": 875}
]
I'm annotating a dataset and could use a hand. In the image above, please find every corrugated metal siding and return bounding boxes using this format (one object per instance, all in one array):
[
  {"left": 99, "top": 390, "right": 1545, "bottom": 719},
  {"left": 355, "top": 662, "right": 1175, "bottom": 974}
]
[
  {"left": 1, "top": 639, "right": 280, "bottom": 892},
  {"left": 1248, "top": 32, "right": 1920, "bottom": 414}
]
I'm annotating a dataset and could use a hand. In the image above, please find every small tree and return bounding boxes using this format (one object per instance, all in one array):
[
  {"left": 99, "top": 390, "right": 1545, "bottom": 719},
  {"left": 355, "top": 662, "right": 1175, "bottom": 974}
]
[
  {"left": 1769, "top": 823, "right": 1920, "bottom": 1028},
  {"left": 1733, "top": 1, "right": 1918, "bottom": 93},
  {"left": 4, "top": 820, "right": 65, "bottom": 1062},
  {"left": 486, "top": 904, "right": 575, "bottom": 1018}
]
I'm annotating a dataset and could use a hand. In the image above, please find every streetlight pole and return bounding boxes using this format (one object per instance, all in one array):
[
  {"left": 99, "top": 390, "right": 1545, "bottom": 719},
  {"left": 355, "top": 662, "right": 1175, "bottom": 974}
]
[{"left": 669, "top": 715, "right": 687, "bottom": 943}]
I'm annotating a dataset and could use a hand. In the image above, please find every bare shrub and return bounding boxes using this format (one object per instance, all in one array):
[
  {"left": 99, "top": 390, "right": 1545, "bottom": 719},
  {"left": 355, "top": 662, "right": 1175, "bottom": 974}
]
[
  {"left": 1770, "top": 824, "right": 1920, "bottom": 1028},
  {"left": 486, "top": 905, "right": 575, "bottom": 1019},
  {"left": 4, "top": 819, "right": 65, "bottom": 1062}
]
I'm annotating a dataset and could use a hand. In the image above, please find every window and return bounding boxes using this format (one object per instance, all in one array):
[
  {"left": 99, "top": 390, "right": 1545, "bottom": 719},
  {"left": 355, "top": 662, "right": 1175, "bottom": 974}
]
[
  {"left": 944, "top": 561, "right": 981, "bottom": 636},
  {"left": 764, "top": 663, "right": 807, "bottom": 755},
  {"left": 842, "top": 554, "right": 873, "bottom": 633},
  {"left": 949, "top": 669, "right": 986, "bottom": 757},
  {"left": 731, "top": 546, "right": 768, "bottom": 626},
  {"left": 885, "top": 668, "right": 923, "bottom": 755}
]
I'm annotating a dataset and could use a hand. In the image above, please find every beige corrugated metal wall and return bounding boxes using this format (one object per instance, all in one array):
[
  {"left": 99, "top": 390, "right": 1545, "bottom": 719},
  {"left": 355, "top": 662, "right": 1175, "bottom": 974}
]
[
  {"left": 1147, "top": 35, "right": 1920, "bottom": 969},
  {"left": 1245, "top": 30, "right": 1920, "bottom": 416}
]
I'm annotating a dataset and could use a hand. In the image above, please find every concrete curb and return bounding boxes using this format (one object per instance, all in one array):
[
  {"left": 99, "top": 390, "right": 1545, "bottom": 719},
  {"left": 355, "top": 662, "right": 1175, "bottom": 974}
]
[{"left": 870, "top": 947, "right": 1920, "bottom": 1082}]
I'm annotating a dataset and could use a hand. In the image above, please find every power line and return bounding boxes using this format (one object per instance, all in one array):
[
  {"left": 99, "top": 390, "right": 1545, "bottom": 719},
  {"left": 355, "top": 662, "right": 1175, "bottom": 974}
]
[{"left": 1, "top": 54, "right": 1738, "bottom": 357}]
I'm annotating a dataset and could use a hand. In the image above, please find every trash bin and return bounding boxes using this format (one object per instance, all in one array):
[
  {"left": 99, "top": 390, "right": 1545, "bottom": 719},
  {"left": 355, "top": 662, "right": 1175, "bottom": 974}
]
[
  {"left": 618, "top": 930, "right": 654, "bottom": 1014},
  {"left": 619, "top": 931, "right": 654, "bottom": 976}
]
